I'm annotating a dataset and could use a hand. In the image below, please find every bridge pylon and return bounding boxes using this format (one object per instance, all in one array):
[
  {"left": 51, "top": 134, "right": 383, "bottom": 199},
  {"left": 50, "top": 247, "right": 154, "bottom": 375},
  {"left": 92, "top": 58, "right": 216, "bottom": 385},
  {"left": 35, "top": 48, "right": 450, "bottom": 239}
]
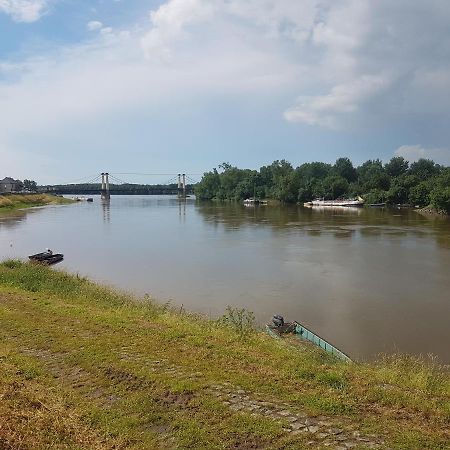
[
  {"left": 177, "top": 173, "right": 186, "bottom": 199},
  {"left": 101, "top": 173, "right": 110, "bottom": 200}
]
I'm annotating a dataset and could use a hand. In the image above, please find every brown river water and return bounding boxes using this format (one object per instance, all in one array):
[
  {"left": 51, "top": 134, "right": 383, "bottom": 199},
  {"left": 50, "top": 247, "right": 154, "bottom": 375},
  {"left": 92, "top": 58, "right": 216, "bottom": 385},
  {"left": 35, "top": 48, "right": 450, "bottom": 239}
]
[{"left": 1, "top": 195, "right": 449, "bottom": 363}]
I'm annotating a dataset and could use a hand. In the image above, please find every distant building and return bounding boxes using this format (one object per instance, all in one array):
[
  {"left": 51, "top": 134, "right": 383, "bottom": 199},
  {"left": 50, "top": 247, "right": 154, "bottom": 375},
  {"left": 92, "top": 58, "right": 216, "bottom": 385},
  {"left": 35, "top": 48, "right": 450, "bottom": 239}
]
[{"left": 0, "top": 177, "right": 23, "bottom": 193}]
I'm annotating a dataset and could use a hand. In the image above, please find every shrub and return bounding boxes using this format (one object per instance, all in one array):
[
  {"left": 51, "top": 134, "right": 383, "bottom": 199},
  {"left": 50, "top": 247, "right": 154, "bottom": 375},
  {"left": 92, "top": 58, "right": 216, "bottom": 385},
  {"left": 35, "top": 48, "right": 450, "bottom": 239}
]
[
  {"left": 430, "top": 187, "right": 450, "bottom": 213},
  {"left": 218, "top": 306, "right": 256, "bottom": 339}
]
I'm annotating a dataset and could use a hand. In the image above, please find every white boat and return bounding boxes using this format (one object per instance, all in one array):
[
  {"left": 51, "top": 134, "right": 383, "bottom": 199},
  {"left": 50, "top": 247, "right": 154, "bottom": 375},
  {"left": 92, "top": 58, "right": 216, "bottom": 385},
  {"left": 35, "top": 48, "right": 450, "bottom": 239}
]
[
  {"left": 243, "top": 198, "right": 268, "bottom": 206},
  {"left": 243, "top": 198, "right": 260, "bottom": 206},
  {"left": 304, "top": 196, "right": 364, "bottom": 208}
]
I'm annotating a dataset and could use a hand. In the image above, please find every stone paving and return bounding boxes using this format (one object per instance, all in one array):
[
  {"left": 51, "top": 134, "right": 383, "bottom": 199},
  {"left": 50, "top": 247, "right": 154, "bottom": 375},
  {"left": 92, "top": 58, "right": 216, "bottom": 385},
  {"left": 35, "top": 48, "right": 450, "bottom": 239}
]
[
  {"left": 209, "top": 383, "right": 387, "bottom": 449},
  {"left": 22, "top": 346, "right": 388, "bottom": 449}
]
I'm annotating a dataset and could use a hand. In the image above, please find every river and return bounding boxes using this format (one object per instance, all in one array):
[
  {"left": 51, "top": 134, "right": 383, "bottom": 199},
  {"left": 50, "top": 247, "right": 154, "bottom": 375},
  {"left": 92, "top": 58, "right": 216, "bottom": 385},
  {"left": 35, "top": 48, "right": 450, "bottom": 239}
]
[{"left": 1, "top": 195, "right": 449, "bottom": 363}]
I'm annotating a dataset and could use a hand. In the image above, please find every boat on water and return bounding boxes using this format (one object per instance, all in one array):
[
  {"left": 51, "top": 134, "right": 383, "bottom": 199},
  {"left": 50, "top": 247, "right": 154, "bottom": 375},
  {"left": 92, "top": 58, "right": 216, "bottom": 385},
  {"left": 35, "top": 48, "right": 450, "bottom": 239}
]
[
  {"left": 266, "top": 315, "right": 352, "bottom": 362},
  {"left": 243, "top": 198, "right": 268, "bottom": 206},
  {"left": 29, "top": 250, "right": 64, "bottom": 266},
  {"left": 304, "top": 196, "right": 364, "bottom": 208}
]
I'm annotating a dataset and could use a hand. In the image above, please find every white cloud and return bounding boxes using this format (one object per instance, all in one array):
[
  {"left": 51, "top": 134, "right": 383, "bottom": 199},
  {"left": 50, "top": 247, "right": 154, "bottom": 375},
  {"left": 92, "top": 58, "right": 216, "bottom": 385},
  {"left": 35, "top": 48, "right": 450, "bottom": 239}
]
[
  {"left": 87, "top": 20, "right": 113, "bottom": 36},
  {"left": 0, "top": 0, "right": 48, "bottom": 22},
  {"left": 87, "top": 20, "right": 103, "bottom": 31},
  {"left": 141, "top": 0, "right": 216, "bottom": 60},
  {"left": 100, "top": 26, "right": 113, "bottom": 35},
  {"left": 0, "top": 0, "right": 303, "bottom": 139},
  {"left": 395, "top": 145, "right": 450, "bottom": 166},
  {"left": 284, "top": 75, "right": 391, "bottom": 129},
  {"left": 138, "top": 0, "right": 450, "bottom": 129},
  {"left": 1, "top": 0, "right": 450, "bottom": 180}
]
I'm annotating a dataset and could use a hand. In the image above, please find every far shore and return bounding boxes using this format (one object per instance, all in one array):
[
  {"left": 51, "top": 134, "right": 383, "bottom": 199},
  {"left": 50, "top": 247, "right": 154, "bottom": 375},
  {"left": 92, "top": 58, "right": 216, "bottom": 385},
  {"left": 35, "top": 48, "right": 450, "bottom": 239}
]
[
  {"left": 0, "top": 193, "right": 73, "bottom": 211},
  {"left": 415, "top": 206, "right": 450, "bottom": 216}
]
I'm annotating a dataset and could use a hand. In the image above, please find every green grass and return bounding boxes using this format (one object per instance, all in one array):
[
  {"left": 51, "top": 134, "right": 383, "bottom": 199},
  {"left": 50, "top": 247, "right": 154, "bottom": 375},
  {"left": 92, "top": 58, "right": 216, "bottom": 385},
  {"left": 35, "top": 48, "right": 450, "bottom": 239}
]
[
  {"left": 0, "top": 261, "right": 448, "bottom": 449},
  {"left": 0, "top": 193, "right": 73, "bottom": 210}
]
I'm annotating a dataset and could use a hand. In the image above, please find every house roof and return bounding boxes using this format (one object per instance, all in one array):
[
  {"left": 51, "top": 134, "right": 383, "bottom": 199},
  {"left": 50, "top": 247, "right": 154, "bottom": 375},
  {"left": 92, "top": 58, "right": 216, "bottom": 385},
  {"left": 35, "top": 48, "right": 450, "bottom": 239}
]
[{"left": 1, "top": 177, "right": 20, "bottom": 183}]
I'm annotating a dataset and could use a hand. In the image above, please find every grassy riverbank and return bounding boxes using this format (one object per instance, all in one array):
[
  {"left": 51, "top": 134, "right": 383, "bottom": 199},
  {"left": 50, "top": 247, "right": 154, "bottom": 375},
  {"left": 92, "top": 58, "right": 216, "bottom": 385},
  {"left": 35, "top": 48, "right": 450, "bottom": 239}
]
[
  {"left": 0, "top": 194, "right": 72, "bottom": 210},
  {"left": 0, "top": 262, "right": 448, "bottom": 449}
]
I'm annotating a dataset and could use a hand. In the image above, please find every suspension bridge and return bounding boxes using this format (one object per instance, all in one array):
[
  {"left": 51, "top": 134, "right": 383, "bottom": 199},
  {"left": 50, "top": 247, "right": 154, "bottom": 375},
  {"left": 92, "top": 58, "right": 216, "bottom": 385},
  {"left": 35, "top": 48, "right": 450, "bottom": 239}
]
[{"left": 43, "top": 172, "right": 200, "bottom": 198}]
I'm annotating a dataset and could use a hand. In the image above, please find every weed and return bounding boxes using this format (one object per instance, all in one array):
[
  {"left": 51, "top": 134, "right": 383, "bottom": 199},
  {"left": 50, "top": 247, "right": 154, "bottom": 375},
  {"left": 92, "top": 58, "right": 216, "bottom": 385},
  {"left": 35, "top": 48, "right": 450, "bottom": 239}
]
[{"left": 218, "top": 306, "right": 256, "bottom": 340}]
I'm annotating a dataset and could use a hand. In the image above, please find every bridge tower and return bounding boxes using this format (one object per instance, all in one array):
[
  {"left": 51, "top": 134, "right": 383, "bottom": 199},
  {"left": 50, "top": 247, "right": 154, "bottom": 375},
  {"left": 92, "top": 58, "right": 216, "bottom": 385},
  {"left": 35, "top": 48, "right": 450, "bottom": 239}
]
[
  {"left": 177, "top": 173, "right": 186, "bottom": 198},
  {"left": 101, "top": 172, "right": 110, "bottom": 200}
]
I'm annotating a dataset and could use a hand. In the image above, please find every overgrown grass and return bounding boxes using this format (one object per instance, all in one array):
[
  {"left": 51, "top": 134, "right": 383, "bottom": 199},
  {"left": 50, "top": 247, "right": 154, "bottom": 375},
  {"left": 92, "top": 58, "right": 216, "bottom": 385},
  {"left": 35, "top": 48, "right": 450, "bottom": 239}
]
[
  {"left": 0, "top": 260, "right": 448, "bottom": 449},
  {"left": 0, "top": 193, "right": 72, "bottom": 210}
]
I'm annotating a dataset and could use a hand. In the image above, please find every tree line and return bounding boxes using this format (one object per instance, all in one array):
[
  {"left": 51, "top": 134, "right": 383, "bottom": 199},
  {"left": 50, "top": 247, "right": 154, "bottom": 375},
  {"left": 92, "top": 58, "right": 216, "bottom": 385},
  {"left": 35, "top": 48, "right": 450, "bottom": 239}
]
[{"left": 194, "top": 157, "right": 450, "bottom": 213}]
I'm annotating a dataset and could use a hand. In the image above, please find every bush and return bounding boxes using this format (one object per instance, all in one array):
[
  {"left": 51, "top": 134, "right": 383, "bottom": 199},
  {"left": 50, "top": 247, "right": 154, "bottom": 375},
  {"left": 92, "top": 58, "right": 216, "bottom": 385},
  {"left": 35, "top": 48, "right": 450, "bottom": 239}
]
[
  {"left": 408, "top": 182, "right": 431, "bottom": 207},
  {"left": 430, "top": 187, "right": 450, "bottom": 213},
  {"left": 218, "top": 306, "right": 256, "bottom": 339},
  {"left": 364, "top": 189, "right": 386, "bottom": 205}
]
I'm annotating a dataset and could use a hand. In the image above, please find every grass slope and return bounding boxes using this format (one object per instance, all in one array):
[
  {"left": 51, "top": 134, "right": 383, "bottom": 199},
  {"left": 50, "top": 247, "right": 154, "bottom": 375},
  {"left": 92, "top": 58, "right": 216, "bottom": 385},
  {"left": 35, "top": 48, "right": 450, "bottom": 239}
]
[
  {"left": 0, "top": 261, "right": 448, "bottom": 449},
  {"left": 0, "top": 194, "right": 72, "bottom": 210}
]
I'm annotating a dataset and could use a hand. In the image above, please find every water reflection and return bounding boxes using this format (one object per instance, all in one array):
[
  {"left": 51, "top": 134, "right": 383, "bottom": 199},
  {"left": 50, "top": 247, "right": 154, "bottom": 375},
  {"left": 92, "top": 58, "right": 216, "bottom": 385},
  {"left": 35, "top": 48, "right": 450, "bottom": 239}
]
[
  {"left": 194, "top": 202, "right": 450, "bottom": 245},
  {"left": 101, "top": 198, "right": 111, "bottom": 223},
  {"left": 0, "top": 209, "right": 30, "bottom": 230},
  {"left": 178, "top": 199, "right": 186, "bottom": 223}
]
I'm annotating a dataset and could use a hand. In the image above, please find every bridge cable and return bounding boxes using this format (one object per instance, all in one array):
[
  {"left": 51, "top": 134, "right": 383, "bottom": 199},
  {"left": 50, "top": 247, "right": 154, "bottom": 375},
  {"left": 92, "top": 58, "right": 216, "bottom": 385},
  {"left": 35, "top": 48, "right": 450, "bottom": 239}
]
[
  {"left": 54, "top": 174, "right": 101, "bottom": 186},
  {"left": 111, "top": 172, "right": 204, "bottom": 176},
  {"left": 80, "top": 174, "right": 103, "bottom": 185},
  {"left": 108, "top": 174, "right": 129, "bottom": 185},
  {"left": 186, "top": 176, "right": 200, "bottom": 184}
]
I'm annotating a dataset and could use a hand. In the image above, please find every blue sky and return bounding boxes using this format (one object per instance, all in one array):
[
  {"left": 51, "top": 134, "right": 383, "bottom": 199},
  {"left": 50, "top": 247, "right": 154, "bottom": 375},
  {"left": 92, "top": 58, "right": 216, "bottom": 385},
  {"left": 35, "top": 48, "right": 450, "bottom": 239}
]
[{"left": 1, "top": 0, "right": 450, "bottom": 184}]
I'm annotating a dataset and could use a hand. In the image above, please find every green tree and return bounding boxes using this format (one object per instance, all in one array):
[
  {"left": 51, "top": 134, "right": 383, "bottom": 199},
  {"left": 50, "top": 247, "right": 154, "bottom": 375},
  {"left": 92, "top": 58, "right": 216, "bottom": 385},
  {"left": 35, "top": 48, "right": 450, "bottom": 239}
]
[
  {"left": 386, "top": 185, "right": 408, "bottom": 204},
  {"left": 409, "top": 159, "right": 440, "bottom": 180},
  {"left": 23, "top": 179, "right": 38, "bottom": 191},
  {"left": 357, "top": 159, "right": 390, "bottom": 191},
  {"left": 322, "top": 175, "right": 349, "bottom": 199},
  {"left": 431, "top": 187, "right": 450, "bottom": 213},
  {"left": 385, "top": 157, "right": 409, "bottom": 177},
  {"left": 409, "top": 182, "right": 431, "bottom": 207},
  {"left": 297, "top": 162, "right": 331, "bottom": 181},
  {"left": 194, "top": 169, "right": 221, "bottom": 200},
  {"left": 193, "top": 157, "right": 449, "bottom": 210},
  {"left": 364, "top": 189, "right": 386, "bottom": 204},
  {"left": 333, "top": 157, "right": 357, "bottom": 183}
]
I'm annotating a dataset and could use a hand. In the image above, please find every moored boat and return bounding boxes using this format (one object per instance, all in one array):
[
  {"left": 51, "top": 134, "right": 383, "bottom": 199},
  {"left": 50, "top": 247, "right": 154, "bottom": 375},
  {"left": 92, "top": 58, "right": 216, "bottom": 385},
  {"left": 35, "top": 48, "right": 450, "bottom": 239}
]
[
  {"left": 243, "top": 198, "right": 268, "bottom": 206},
  {"left": 266, "top": 315, "right": 352, "bottom": 362},
  {"left": 29, "top": 251, "right": 64, "bottom": 265},
  {"left": 305, "top": 197, "right": 364, "bottom": 208}
]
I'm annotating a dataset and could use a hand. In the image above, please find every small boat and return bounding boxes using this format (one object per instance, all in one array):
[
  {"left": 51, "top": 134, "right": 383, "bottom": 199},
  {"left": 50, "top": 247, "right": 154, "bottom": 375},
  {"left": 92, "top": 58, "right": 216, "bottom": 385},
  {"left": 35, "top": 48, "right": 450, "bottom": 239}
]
[
  {"left": 87, "top": 198, "right": 94, "bottom": 202},
  {"left": 243, "top": 198, "right": 267, "bottom": 206},
  {"left": 266, "top": 315, "right": 351, "bottom": 362},
  {"left": 367, "top": 202, "right": 386, "bottom": 207},
  {"left": 29, "top": 251, "right": 64, "bottom": 265}
]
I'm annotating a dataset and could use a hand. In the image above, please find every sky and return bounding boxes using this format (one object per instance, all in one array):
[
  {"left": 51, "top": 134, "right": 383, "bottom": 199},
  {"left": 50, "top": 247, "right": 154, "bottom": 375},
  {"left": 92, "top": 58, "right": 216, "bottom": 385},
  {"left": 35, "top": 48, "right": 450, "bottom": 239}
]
[{"left": 1, "top": 0, "right": 450, "bottom": 184}]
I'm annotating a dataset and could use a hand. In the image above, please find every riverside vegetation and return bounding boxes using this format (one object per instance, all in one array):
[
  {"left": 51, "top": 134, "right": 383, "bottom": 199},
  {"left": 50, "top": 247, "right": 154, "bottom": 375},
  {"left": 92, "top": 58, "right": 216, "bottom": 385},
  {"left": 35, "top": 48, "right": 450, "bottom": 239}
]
[
  {"left": 0, "top": 261, "right": 449, "bottom": 449},
  {"left": 194, "top": 158, "right": 450, "bottom": 213},
  {"left": 0, "top": 194, "right": 72, "bottom": 210}
]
